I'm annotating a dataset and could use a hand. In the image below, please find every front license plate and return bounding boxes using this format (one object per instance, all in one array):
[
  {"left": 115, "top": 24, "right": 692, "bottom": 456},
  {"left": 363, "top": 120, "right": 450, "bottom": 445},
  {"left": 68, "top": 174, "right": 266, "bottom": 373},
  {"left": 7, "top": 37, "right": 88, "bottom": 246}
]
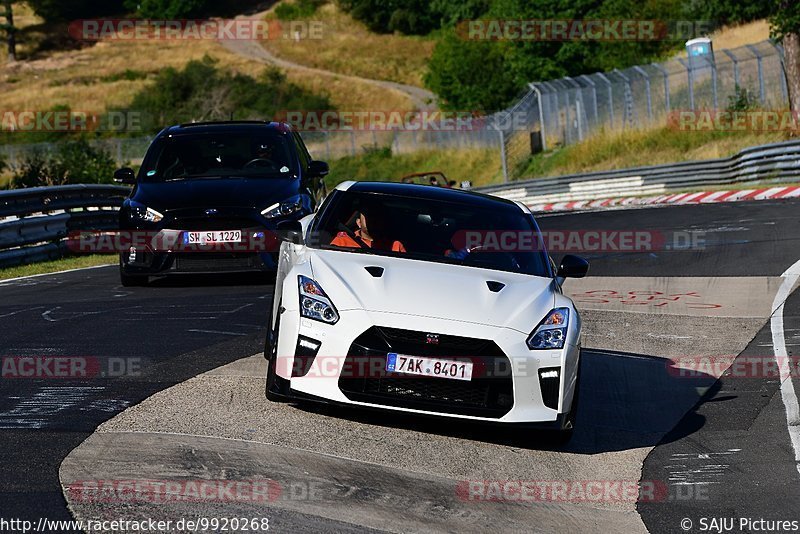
[
  {"left": 386, "top": 353, "right": 473, "bottom": 381},
  {"left": 184, "top": 230, "right": 242, "bottom": 245}
]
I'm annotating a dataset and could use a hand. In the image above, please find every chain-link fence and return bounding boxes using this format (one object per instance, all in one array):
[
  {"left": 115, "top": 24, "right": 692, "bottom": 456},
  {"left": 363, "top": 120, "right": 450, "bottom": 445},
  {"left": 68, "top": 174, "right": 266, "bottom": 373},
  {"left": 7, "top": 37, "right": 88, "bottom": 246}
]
[
  {"left": 0, "top": 137, "right": 153, "bottom": 168},
  {"left": 497, "top": 39, "right": 787, "bottom": 180}
]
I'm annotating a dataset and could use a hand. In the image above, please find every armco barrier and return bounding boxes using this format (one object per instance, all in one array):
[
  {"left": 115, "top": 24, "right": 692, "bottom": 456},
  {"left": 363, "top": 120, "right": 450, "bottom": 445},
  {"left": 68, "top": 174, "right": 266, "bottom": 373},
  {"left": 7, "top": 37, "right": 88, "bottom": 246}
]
[
  {"left": 476, "top": 140, "right": 800, "bottom": 210},
  {"left": 0, "top": 185, "right": 129, "bottom": 269}
]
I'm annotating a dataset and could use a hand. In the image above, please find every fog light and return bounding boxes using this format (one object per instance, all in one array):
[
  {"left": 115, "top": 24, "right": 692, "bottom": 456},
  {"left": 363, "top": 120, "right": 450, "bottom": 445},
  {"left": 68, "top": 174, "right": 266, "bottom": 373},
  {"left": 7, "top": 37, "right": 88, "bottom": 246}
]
[{"left": 293, "top": 335, "right": 322, "bottom": 378}]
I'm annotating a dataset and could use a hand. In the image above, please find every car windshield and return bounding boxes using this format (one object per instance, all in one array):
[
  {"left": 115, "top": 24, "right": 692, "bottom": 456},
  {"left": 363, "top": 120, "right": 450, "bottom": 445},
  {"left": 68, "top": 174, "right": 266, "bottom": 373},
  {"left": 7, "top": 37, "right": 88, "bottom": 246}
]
[
  {"left": 141, "top": 133, "right": 294, "bottom": 181},
  {"left": 312, "top": 190, "right": 552, "bottom": 277}
]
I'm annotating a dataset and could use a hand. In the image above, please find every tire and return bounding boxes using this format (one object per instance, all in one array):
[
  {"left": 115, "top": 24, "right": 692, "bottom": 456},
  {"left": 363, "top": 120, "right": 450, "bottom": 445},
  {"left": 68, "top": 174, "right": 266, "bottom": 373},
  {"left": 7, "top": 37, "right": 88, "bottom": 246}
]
[
  {"left": 119, "top": 265, "right": 148, "bottom": 287},
  {"left": 265, "top": 304, "right": 291, "bottom": 402}
]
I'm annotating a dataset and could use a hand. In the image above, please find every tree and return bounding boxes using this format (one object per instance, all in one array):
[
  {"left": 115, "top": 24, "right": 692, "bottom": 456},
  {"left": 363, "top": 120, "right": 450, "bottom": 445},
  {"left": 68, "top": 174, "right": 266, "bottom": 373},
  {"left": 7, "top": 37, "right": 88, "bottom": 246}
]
[
  {"left": 424, "top": 31, "right": 521, "bottom": 112},
  {"left": 124, "top": 0, "right": 212, "bottom": 19},
  {"left": 1, "top": 0, "right": 15, "bottom": 63},
  {"left": 772, "top": 0, "right": 800, "bottom": 112},
  {"left": 26, "top": 0, "right": 126, "bottom": 22}
]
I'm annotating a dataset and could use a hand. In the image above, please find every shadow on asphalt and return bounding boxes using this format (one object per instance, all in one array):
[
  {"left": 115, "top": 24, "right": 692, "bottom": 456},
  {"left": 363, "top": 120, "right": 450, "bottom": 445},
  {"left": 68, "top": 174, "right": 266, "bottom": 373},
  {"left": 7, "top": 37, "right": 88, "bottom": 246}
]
[
  {"left": 144, "top": 273, "right": 275, "bottom": 287},
  {"left": 293, "top": 349, "right": 718, "bottom": 454}
]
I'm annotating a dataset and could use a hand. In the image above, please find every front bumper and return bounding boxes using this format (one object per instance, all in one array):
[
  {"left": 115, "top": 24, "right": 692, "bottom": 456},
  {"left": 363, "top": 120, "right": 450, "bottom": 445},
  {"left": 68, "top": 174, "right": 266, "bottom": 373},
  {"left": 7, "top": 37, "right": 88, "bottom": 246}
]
[
  {"left": 119, "top": 228, "right": 279, "bottom": 275},
  {"left": 274, "top": 309, "right": 580, "bottom": 425}
]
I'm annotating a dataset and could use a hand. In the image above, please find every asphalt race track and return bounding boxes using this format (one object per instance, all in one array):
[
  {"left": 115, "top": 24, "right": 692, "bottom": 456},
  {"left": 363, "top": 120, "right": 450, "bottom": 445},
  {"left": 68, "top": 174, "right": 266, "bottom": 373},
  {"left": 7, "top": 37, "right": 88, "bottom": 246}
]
[{"left": 2, "top": 198, "right": 799, "bottom": 532}]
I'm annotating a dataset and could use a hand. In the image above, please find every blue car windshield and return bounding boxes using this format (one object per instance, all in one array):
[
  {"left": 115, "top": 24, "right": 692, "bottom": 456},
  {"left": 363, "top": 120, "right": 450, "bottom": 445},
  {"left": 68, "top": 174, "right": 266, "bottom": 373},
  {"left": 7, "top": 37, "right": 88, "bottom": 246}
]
[{"left": 142, "top": 133, "right": 294, "bottom": 181}]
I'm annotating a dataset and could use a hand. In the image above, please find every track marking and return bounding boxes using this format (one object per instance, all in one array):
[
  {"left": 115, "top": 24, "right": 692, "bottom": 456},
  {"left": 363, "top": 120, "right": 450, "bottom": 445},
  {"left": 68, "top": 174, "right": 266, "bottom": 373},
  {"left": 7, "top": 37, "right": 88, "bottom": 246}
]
[
  {"left": 771, "top": 258, "right": 800, "bottom": 474},
  {"left": 187, "top": 329, "right": 247, "bottom": 336}
]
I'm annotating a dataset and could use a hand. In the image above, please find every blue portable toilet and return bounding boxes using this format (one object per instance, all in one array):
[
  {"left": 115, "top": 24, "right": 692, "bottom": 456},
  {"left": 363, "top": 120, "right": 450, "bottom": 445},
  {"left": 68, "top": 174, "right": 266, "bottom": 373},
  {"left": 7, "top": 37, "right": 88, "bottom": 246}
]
[{"left": 686, "top": 37, "right": 714, "bottom": 69}]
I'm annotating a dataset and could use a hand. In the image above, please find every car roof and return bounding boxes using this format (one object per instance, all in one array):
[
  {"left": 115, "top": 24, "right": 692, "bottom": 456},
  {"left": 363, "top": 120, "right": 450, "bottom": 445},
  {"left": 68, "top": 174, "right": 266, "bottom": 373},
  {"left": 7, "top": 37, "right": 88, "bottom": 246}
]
[
  {"left": 344, "top": 181, "right": 526, "bottom": 212},
  {"left": 161, "top": 121, "right": 292, "bottom": 136}
]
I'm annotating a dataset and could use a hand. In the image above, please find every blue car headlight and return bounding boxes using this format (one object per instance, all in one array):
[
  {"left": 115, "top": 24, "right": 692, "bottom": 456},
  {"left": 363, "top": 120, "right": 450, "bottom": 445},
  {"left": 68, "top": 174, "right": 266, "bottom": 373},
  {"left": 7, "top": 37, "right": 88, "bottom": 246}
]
[
  {"left": 262, "top": 195, "right": 303, "bottom": 219},
  {"left": 298, "top": 275, "right": 339, "bottom": 324},
  {"left": 129, "top": 201, "right": 164, "bottom": 223},
  {"left": 527, "top": 308, "right": 569, "bottom": 350}
]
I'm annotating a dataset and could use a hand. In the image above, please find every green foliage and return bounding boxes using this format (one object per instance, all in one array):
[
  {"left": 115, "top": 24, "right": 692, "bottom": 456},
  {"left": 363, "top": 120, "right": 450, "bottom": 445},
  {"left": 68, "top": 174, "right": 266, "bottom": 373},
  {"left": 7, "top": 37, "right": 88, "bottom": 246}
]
[
  {"left": 274, "top": 0, "right": 326, "bottom": 20},
  {"left": 11, "top": 138, "right": 117, "bottom": 188},
  {"left": 770, "top": 0, "right": 800, "bottom": 40},
  {"left": 337, "top": 0, "right": 488, "bottom": 35},
  {"left": 426, "top": 0, "right": 692, "bottom": 111},
  {"left": 124, "top": 0, "right": 211, "bottom": 18},
  {"left": 126, "top": 55, "right": 334, "bottom": 133},
  {"left": 26, "top": 0, "right": 126, "bottom": 22},
  {"left": 687, "top": 0, "right": 772, "bottom": 27},
  {"left": 124, "top": 0, "right": 265, "bottom": 18},
  {"left": 726, "top": 84, "right": 758, "bottom": 112},
  {"left": 100, "top": 69, "right": 149, "bottom": 83},
  {"left": 424, "top": 31, "right": 521, "bottom": 112}
]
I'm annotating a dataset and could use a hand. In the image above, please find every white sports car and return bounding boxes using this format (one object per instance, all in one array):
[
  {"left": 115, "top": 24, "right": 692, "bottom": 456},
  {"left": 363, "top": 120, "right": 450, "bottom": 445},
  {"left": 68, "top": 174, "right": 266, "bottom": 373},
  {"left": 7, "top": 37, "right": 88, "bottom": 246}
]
[{"left": 265, "top": 181, "right": 588, "bottom": 437}]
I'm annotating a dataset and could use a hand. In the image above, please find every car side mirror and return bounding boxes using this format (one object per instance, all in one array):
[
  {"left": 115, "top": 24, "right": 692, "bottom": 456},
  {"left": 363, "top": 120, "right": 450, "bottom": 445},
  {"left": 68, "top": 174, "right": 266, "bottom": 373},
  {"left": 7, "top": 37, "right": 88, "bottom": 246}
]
[
  {"left": 276, "top": 219, "right": 304, "bottom": 245},
  {"left": 113, "top": 167, "right": 136, "bottom": 185},
  {"left": 557, "top": 254, "right": 589, "bottom": 279},
  {"left": 308, "top": 160, "right": 329, "bottom": 178}
]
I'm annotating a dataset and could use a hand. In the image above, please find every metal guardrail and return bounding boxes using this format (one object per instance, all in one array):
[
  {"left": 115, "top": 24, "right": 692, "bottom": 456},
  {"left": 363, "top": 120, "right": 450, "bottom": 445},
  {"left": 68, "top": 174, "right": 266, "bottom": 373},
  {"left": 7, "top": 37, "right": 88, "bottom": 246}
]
[
  {"left": 0, "top": 185, "right": 129, "bottom": 269},
  {"left": 476, "top": 139, "right": 800, "bottom": 209}
]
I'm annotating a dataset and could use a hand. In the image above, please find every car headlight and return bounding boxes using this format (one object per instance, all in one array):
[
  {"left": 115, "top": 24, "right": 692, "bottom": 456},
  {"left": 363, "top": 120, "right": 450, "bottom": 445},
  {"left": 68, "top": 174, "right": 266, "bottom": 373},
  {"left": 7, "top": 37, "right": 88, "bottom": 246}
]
[
  {"left": 527, "top": 308, "right": 569, "bottom": 350},
  {"left": 298, "top": 275, "right": 339, "bottom": 324},
  {"left": 130, "top": 202, "right": 164, "bottom": 223},
  {"left": 262, "top": 195, "right": 303, "bottom": 219}
]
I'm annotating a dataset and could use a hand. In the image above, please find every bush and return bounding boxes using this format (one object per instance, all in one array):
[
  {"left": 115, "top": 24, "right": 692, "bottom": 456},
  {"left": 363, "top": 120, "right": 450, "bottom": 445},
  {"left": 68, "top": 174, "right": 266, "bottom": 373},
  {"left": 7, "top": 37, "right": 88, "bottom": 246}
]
[
  {"left": 27, "top": 0, "right": 126, "bottom": 22},
  {"left": 424, "top": 31, "right": 520, "bottom": 112},
  {"left": 126, "top": 0, "right": 266, "bottom": 18},
  {"left": 726, "top": 84, "right": 759, "bottom": 112},
  {"left": 125, "top": 0, "right": 212, "bottom": 18},
  {"left": 337, "top": 0, "right": 489, "bottom": 34},
  {"left": 127, "top": 55, "right": 334, "bottom": 133},
  {"left": 274, "top": 0, "right": 326, "bottom": 20},
  {"left": 11, "top": 139, "right": 117, "bottom": 188}
]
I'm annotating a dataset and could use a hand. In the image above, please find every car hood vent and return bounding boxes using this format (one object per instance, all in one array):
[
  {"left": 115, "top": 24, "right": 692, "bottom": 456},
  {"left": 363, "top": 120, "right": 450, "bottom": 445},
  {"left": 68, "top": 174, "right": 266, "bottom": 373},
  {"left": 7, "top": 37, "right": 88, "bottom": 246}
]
[
  {"left": 365, "top": 266, "right": 384, "bottom": 278},
  {"left": 486, "top": 281, "right": 505, "bottom": 292}
]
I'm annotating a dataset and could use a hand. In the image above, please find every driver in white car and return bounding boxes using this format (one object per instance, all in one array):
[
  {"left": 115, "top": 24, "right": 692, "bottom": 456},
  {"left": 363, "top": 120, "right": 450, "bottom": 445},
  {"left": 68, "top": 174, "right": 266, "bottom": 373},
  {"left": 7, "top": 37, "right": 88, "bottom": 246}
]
[{"left": 330, "top": 206, "right": 407, "bottom": 253}]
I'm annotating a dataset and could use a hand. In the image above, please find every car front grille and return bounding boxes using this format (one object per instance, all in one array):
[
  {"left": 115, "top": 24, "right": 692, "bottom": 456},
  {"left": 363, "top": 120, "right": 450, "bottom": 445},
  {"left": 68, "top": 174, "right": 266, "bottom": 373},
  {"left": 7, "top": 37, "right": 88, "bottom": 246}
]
[
  {"left": 174, "top": 253, "right": 262, "bottom": 272},
  {"left": 338, "top": 326, "right": 514, "bottom": 418},
  {"left": 169, "top": 217, "right": 258, "bottom": 231}
]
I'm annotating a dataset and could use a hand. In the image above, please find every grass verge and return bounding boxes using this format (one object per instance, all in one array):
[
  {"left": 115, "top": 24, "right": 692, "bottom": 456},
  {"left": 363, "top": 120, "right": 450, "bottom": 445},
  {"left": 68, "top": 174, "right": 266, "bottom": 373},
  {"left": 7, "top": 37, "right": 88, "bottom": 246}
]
[
  {"left": 0, "top": 254, "right": 115, "bottom": 280},
  {"left": 519, "top": 127, "right": 790, "bottom": 178},
  {"left": 326, "top": 147, "right": 503, "bottom": 189}
]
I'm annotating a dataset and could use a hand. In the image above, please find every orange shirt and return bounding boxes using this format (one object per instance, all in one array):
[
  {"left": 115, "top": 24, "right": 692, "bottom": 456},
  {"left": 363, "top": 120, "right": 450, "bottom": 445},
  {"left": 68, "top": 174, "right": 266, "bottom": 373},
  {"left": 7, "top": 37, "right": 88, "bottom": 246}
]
[{"left": 330, "top": 230, "right": 406, "bottom": 253}]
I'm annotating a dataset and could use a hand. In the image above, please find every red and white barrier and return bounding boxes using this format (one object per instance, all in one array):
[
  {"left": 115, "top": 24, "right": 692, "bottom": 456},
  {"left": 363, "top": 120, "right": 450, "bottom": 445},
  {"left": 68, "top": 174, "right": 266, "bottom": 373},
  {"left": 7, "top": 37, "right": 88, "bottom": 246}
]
[{"left": 530, "top": 185, "right": 800, "bottom": 212}]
